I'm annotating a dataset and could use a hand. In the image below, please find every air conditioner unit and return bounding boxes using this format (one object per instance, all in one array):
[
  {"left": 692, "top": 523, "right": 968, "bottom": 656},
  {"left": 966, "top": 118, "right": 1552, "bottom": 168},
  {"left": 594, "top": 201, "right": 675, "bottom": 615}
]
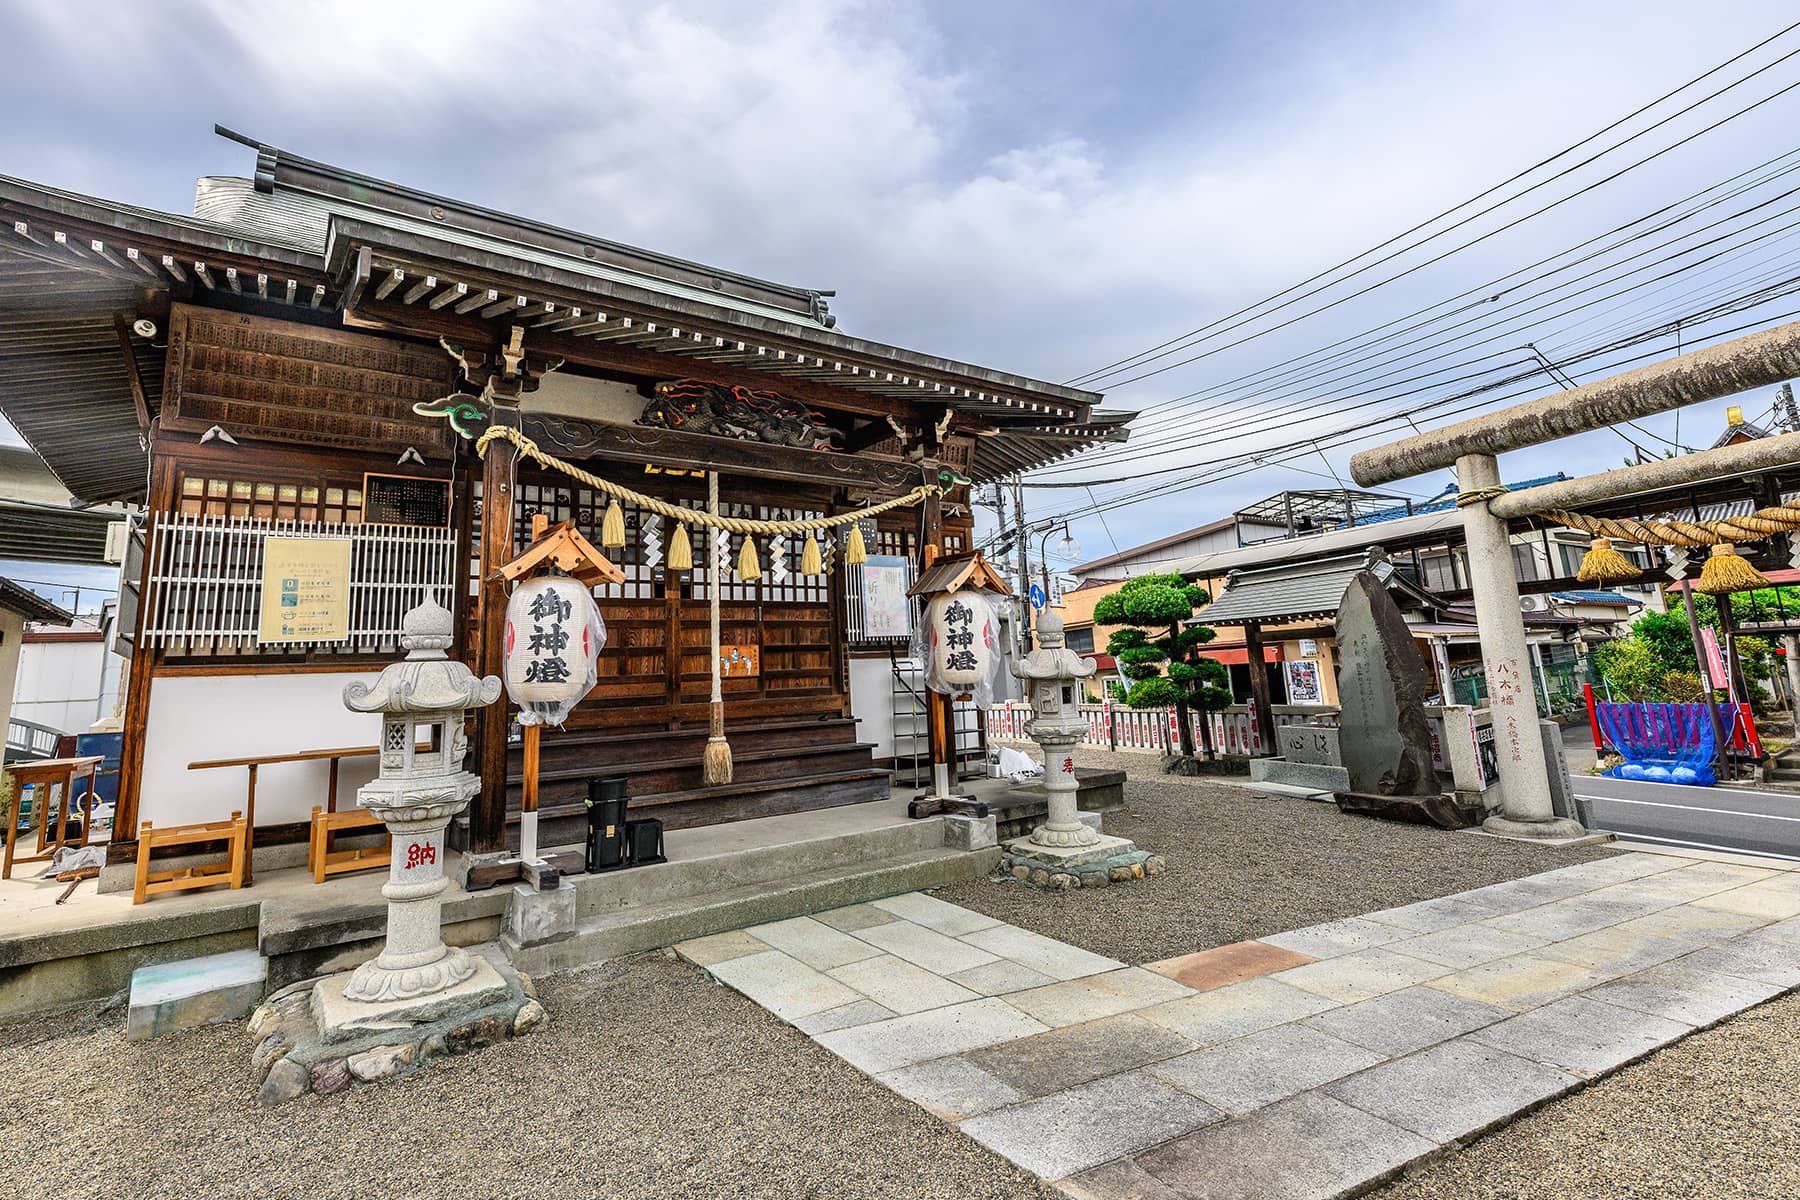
[
  {"left": 103, "top": 520, "right": 130, "bottom": 565},
  {"left": 1519, "top": 594, "right": 1547, "bottom": 612}
]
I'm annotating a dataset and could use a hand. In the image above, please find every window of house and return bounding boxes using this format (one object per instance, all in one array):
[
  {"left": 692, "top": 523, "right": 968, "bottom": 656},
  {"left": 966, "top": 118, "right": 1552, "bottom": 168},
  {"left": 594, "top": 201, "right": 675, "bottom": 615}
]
[
  {"left": 1419, "top": 553, "right": 1458, "bottom": 592},
  {"left": 1511, "top": 542, "right": 1541, "bottom": 583},
  {"left": 1064, "top": 625, "right": 1095, "bottom": 654}
]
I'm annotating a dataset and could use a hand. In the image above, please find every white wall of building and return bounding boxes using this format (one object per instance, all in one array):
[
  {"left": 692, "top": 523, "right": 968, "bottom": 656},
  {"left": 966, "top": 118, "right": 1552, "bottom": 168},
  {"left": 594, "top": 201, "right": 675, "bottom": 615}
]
[
  {"left": 137, "top": 669, "right": 385, "bottom": 829},
  {"left": 11, "top": 626, "right": 122, "bottom": 734}
]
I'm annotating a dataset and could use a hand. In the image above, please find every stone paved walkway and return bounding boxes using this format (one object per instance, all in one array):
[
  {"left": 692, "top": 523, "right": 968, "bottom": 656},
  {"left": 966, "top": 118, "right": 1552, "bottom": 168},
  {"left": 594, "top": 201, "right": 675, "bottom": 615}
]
[{"left": 675, "top": 851, "right": 1800, "bottom": 1199}]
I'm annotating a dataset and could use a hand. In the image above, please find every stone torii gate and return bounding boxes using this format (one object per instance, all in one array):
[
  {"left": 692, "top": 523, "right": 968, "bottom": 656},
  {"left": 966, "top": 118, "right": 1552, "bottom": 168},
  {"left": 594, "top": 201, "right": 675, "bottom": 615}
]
[{"left": 1350, "top": 320, "right": 1800, "bottom": 839}]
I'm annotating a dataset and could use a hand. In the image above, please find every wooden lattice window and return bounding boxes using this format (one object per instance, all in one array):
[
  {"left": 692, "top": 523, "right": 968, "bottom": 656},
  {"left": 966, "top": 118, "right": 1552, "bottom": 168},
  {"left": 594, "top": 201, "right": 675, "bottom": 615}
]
[{"left": 177, "top": 472, "right": 364, "bottom": 524}]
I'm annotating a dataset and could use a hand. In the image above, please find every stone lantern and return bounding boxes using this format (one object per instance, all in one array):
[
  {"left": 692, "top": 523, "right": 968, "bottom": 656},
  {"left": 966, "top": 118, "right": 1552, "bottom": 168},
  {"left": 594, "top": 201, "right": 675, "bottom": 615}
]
[
  {"left": 1007, "top": 606, "right": 1140, "bottom": 873},
  {"left": 330, "top": 594, "right": 502, "bottom": 1010}
]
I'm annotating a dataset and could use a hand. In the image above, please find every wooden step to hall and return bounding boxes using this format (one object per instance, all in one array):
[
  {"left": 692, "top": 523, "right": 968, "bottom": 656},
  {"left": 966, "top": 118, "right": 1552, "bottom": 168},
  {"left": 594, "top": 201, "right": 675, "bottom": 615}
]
[
  {"left": 513, "top": 716, "right": 863, "bottom": 766},
  {"left": 519, "top": 741, "right": 882, "bottom": 800}
]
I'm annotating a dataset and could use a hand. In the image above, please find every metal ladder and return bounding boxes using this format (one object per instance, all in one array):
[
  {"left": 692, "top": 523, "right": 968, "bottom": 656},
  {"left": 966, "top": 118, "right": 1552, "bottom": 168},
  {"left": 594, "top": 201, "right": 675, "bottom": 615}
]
[{"left": 888, "top": 652, "right": 986, "bottom": 786}]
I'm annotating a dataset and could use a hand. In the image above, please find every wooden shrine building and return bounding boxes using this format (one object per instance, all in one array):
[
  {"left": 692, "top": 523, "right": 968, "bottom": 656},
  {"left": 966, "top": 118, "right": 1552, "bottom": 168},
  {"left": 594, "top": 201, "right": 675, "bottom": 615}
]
[{"left": 0, "top": 128, "right": 1132, "bottom": 870}]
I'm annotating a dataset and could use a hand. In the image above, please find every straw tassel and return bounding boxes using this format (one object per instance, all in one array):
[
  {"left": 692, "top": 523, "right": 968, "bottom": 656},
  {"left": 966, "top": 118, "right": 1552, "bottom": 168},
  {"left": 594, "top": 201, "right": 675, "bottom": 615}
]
[
  {"left": 703, "top": 472, "right": 733, "bottom": 786},
  {"left": 1697, "top": 543, "right": 1768, "bottom": 594},
  {"left": 667, "top": 521, "right": 692, "bottom": 571},
  {"left": 800, "top": 533, "right": 823, "bottom": 575},
  {"left": 737, "top": 534, "right": 761, "bottom": 581},
  {"left": 1576, "top": 536, "right": 1639, "bottom": 584},
  {"left": 844, "top": 522, "right": 868, "bottom": 565},
  {"left": 600, "top": 497, "right": 626, "bottom": 549}
]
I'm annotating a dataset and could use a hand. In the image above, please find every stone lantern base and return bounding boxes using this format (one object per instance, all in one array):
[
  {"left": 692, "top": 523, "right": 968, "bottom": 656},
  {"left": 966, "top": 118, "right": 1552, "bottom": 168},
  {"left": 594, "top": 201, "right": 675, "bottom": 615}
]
[
  {"left": 999, "top": 835, "right": 1166, "bottom": 893},
  {"left": 248, "top": 947, "right": 545, "bottom": 1106}
]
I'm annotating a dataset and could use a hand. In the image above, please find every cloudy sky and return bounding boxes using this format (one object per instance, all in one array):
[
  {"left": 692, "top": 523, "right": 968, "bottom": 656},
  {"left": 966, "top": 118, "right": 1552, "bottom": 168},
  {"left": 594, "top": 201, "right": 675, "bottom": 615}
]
[{"left": 3, "top": 0, "right": 1798, "bottom": 593}]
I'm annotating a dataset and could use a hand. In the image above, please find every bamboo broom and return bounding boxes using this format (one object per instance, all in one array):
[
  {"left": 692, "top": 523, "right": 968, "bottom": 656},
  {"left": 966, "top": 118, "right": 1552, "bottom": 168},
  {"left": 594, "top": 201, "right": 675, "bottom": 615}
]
[{"left": 703, "top": 471, "right": 734, "bottom": 785}]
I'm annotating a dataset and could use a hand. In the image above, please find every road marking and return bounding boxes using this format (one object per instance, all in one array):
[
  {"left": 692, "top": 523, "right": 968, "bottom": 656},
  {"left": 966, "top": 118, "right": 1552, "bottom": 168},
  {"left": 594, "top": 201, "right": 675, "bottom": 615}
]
[
  {"left": 1575, "top": 794, "right": 1800, "bottom": 824},
  {"left": 1594, "top": 829, "right": 1800, "bottom": 863}
]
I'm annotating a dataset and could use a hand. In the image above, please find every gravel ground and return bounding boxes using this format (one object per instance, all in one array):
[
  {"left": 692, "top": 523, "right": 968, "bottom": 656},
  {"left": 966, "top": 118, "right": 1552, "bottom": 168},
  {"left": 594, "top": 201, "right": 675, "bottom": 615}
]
[
  {"left": 936, "top": 745, "right": 1620, "bottom": 966},
  {"left": 1371, "top": 990, "right": 1800, "bottom": 1200},
  {"left": 0, "top": 956, "right": 1053, "bottom": 1200}
]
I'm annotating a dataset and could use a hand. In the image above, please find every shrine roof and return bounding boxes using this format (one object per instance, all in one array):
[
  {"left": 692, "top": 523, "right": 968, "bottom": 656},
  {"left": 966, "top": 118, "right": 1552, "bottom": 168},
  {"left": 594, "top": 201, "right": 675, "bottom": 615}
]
[{"left": 1193, "top": 549, "right": 1444, "bottom": 627}]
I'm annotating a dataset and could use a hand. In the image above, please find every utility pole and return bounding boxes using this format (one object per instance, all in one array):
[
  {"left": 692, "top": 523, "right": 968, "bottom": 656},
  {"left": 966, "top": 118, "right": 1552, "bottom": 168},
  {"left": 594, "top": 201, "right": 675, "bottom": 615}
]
[{"left": 1011, "top": 474, "right": 1033, "bottom": 653}]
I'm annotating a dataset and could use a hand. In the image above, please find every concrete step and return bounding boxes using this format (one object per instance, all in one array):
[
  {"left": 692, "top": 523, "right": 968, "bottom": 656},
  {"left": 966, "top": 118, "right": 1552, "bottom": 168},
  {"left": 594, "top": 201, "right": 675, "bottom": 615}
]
[
  {"left": 127, "top": 947, "right": 267, "bottom": 1041},
  {"left": 511, "top": 845, "right": 998, "bottom": 975},
  {"left": 567, "top": 804, "right": 947, "bottom": 921}
]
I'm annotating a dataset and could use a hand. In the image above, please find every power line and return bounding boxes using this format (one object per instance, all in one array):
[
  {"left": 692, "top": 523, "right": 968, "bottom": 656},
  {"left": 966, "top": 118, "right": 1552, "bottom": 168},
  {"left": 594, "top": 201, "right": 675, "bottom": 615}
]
[{"left": 1066, "top": 21, "right": 1800, "bottom": 390}]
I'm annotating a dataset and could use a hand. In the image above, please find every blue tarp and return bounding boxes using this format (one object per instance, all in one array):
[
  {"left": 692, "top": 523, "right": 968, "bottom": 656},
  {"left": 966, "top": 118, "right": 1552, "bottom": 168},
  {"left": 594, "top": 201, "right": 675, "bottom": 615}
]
[{"left": 1593, "top": 701, "right": 1736, "bottom": 787}]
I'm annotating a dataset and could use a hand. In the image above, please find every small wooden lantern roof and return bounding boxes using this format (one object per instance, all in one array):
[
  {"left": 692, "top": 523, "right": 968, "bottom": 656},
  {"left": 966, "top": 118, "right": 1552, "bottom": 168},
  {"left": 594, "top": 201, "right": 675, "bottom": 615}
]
[
  {"left": 906, "top": 550, "right": 1011, "bottom": 598},
  {"left": 497, "top": 518, "right": 626, "bottom": 587}
]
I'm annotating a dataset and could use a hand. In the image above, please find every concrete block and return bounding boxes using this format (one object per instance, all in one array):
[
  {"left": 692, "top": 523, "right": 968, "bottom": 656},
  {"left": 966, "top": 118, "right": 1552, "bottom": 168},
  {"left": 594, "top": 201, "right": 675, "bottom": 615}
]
[
  {"left": 127, "top": 948, "right": 268, "bottom": 1041},
  {"left": 503, "top": 880, "right": 576, "bottom": 949},
  {"left": 943, "top": 813, "right": 999, "bottom": 851},
  {"left": 1248, "top": 757, "right": 1350, "bottom": 794}
]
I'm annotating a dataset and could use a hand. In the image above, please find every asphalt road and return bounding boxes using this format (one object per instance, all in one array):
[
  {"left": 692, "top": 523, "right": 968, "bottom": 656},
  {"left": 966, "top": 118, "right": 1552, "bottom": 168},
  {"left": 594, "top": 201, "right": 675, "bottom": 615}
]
[{"left": 1574, "top": 772, "right": 1800, "bottom": 860}]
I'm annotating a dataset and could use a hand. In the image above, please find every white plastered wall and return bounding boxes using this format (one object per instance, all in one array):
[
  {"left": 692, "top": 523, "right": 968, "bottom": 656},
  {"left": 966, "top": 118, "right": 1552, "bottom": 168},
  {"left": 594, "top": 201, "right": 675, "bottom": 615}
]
[{"left": 137, "top": 670, "right": 386, "bottom": 830}]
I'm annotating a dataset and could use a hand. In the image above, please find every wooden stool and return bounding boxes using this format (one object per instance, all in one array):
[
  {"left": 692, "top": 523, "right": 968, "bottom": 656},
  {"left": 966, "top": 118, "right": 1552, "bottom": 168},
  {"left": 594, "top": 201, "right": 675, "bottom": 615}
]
[
  {"left": 132, "top": 813, "right": 249, "bottom": 904},
  {"left": 308, "top": 806, "right": 391, "bottom": 882}
]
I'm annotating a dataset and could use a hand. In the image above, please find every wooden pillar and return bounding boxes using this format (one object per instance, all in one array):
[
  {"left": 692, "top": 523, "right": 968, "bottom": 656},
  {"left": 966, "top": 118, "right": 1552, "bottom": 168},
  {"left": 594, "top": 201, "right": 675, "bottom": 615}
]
[
  {"left": 1244, "top": 621, "right": 1275, "bottom": 756},
  {"left": 921, "top": 488, "right": 952, "bottom": 788},
  {"left": 471, "top": 409, "right": 517, "bottom": 854},
  {"left": 111, "top": 452, "right": 176, "bottom": 865}
]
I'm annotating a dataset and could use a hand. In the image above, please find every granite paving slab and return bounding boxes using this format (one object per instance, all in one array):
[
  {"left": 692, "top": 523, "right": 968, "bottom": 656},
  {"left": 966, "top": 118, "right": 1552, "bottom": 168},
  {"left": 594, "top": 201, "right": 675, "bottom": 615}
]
[
  {"left": 792, "top": 999, "right": 896, "bottom": 1035},
  {"left": 1426, "top": 952, "right": 1611, "bottom": 1011},
  {"left": 875, "top": 1055, "right": 1027, "bottom": 1121},
  {"left": 1465, "top": 994, "right": 1693, "bottom": 1076},
  {"left": 960, "top": 1071, "right": 1226, "bottom": 1180},
  {"left": 1138, "top": 976, "right": 1341, "bottom": 1045},
  {"left": 960, "top": 923, "right": 1125, "bottom": 981},
  {"left": 1384, "top": 922, "right": 1546, "bottom": 968},
  {"left": 1611, "top": 903, "right": 1770, "bottom": 946},
  {"left": 1323, "top": 1037, "right": 1580, "bottom": 1145},
  {"left": 746, "top": 915, "right": 887, "bottom": 970},
  {"left": 872, "top": 891, "right": 1005, "bottom": 935},
  {"left": 1691, "top": 877, "right": 1800, "bottom": 920},
  {"left": 1676, "top": 927, "right": 1800, "bottom": 987},
  {"left": 812, "top": 902, "right": 900, "bottom": 932},
  {"left": 1480, "top": 895, "right": 1656, "bottom": 943},
  {"left": 1535, "top": 923, "right": 1695, "bottom": 979},
  {"left": 1361, "top": 893, "right": 1514, "bottom": 932},
  {"left": 1259, "top": 917, "right": 1412, "bottom": 959},
  {"left": 967, "top": 1013, "right": 1198, "bottom": 1097},
  {"left": 826, "top": 954, "right": 983, "bottom": 1014},
  {"left": 1002, "top": 968, "right": 1196, "bottom": 1028},
  {"left": 1300, "top": 984, "right": 1511, "bottom": 1057},
  {"left": 948, "top": 959, "right": 1064, "bottom": 997},
  {"left": 1149, "top": 1022, "right": 1385, "bottom": 1115},
  {"left": 852, "top": 918, "right": 1002, "bottom": 975},
  {"left": 812, "top": 996, "right": 1049, "bottom": 1074},
  {"left": 1584, "top": 960, "right": 1785, "bottom": 1027},
  {"left": 1270, "top": 946, "right": 1454, "bottom": 1003},
  {"left": 703, "top": 949, "right": 862, "bottom": 1021},
  {"left": 1142, "top": 940, "right": 1315, "bottom": 991},
  {"left": 1121, "top": 1092, "right": 1436, "bottom": 1200},
  {"left": 671, "top": 928, "right": 769, "bottom": 967}
]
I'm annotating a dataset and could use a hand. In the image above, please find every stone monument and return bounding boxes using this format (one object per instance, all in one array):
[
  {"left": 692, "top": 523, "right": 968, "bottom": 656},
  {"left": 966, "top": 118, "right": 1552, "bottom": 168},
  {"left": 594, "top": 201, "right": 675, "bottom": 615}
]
[
  {"left": 1333, "top": 573, "right": 1478, "bottom": 828},
  {"left": 245, "top": 596, "right": 547, "bottom": 1105},
  {"left": 1000, "top": 607, "right": 1163, "bottom": 890}
]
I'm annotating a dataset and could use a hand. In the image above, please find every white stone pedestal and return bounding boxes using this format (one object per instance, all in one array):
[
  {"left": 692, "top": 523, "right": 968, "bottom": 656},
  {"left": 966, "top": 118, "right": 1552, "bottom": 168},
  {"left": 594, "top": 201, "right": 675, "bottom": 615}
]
[
  {"left": 312, "top": 955, "right": 510, "bottom": 1044},
  {"left": 1004, "top": 830, "right": 1138, "bottom": 868}
]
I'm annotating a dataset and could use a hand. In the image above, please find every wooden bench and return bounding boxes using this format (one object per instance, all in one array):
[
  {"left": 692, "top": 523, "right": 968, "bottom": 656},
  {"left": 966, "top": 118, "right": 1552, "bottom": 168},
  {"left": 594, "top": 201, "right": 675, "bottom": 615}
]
[
  {"left": 133, "top": 813, "right": 248, "bottom": 904},
  {"left": 309, "top": 806, "right": 390, "bottom": 882},
  {"left": 187, "top": 744, "right": 389, "bottom": 886},
  {"left": 3, "top": 755, "right": 103, "bottom": 880}
]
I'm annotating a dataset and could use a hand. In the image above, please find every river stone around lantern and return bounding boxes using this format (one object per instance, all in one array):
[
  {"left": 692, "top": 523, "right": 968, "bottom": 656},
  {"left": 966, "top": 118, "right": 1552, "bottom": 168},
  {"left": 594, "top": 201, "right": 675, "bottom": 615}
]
[{"left": 249, "top": 953, "right": 544, "bottom": 1106}]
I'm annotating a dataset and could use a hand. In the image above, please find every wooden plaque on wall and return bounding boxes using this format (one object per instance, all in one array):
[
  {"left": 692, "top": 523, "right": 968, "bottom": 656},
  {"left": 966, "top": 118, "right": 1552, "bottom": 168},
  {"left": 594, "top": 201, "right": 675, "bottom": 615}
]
[
  {"left": 161, "top": 304, "right": 457, "bottom": 454},
  {"left": 362, "top": 472, "right": 452, "bottom": 527}
]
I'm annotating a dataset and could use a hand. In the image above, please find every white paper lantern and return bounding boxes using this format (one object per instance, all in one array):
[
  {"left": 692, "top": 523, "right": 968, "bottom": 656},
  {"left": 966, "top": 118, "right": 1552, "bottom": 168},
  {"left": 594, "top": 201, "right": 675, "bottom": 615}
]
[
  {"left": 504, "top": 576, "right": 607, "bottom": 725},
  {"left": 924, "top": 590, "right": 996, "bottom": 693}
]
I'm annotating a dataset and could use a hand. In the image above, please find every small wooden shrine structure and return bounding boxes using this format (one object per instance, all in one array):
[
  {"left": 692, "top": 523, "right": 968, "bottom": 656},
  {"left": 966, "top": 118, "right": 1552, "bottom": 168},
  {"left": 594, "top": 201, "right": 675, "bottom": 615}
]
[{"left": 0, "top": 127, "right": 1132, "bottom": 871}]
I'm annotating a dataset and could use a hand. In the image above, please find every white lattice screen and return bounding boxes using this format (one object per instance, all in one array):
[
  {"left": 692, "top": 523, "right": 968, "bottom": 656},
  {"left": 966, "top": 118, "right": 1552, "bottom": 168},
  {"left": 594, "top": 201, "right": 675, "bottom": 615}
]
[{"left": 143, "top": 513, "right": 458, "bottom": 654}]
